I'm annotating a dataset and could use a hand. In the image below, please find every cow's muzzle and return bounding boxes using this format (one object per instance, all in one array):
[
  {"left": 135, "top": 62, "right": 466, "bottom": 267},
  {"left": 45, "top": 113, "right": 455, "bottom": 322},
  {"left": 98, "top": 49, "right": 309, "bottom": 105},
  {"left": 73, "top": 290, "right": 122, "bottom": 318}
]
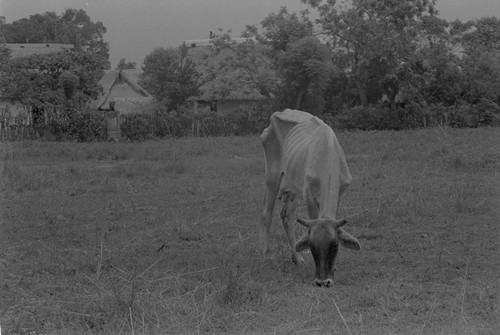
[{"left": 314, "top": 278, "right": 333, "bottom": 287}]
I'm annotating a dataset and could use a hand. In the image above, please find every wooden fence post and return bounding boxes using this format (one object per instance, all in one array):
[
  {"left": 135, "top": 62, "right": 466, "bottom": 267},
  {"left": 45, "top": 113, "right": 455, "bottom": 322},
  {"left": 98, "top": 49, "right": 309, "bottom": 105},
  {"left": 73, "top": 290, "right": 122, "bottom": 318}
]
[{"left": 105, "top": 110, "right": 121, "bottom": 141}]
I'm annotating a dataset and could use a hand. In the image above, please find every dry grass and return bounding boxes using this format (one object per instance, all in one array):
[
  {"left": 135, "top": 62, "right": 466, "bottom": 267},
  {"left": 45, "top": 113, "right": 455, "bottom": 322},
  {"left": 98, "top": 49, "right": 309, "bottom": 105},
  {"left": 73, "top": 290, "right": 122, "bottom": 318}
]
[{"left": 1, "top": 128, "right": 499, "bottom": 334}]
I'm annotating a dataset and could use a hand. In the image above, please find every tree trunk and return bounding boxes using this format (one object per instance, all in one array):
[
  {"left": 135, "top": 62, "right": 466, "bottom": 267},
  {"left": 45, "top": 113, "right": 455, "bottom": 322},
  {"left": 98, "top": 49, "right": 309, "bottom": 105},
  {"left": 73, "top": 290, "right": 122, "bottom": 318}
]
[
  {"left": 295, "top": 87, "right": 306, "bottom": 110},
  {"left": 390, "top": 99, "right": 396, "bottom": 111},
  {"left": 355, "top": 79, "right": 368, "bottom": 107},
  {"left": 353, "top": 54, "right": 368, "bottom": 107}
]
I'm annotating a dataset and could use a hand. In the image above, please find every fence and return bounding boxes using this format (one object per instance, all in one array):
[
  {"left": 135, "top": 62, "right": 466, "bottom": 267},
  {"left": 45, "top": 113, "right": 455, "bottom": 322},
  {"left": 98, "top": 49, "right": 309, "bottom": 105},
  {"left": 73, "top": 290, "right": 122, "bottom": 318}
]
[{"left": 0, "top": 105, "right": 108, "bottom": 142}]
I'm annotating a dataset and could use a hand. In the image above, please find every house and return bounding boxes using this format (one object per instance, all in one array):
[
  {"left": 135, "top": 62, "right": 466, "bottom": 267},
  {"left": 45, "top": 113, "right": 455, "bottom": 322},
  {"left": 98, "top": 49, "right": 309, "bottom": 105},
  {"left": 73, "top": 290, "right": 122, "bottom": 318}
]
[
  {"left": 90, "top": 69, "right": 153, "bottom": 141},
  {"left": 91, "top": 69, "right": 153, "bottom": 114}
]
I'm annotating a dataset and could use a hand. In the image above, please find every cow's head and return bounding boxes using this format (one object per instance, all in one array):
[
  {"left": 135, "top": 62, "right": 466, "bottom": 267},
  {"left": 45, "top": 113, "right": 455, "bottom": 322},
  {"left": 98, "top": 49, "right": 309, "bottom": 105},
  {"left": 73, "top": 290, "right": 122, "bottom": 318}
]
[{"left": 295, "top": 218, "right": 360, "bottom": 287}]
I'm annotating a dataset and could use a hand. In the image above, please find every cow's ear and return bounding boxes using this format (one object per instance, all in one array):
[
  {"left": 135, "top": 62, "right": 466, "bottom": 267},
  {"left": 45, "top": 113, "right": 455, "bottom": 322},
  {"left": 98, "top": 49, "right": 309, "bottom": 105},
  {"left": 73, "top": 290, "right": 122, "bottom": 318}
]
[
  {"left": 338, "top": 228, "right": 360, "bottom": 250},
  {"left": 295, "top": 234, "right": 310, "bottom": 252}
]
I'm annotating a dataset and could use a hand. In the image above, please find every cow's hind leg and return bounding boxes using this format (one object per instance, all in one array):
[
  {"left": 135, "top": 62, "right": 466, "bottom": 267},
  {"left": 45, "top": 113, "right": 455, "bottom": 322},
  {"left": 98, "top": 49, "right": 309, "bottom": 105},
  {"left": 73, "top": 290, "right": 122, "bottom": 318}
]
[
  {"left": 280, "top": 192, "right": 306, "bottom": 266},
  {"left": 260, "top": 174, "right": 280, "bottom": 259}
]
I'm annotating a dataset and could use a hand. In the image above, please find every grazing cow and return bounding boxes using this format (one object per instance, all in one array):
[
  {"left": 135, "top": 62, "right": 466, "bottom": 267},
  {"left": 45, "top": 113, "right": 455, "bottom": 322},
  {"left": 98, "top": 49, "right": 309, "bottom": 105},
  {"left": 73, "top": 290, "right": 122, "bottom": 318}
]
[{"left": 260, "top": 109, "right": 360, "bottom": 287}]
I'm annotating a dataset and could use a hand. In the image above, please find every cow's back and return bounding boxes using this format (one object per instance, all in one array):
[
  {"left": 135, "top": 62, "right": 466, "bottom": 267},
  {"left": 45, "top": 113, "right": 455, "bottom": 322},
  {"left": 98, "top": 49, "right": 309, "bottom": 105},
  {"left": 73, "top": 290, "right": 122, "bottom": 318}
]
[
  {"left": 280, "top": 115, "right": 352, "bottom": 219},
  {"left": 260, "top": 109, "right": 314, "bottom": 150},
  {"left": 260, "top": 109, "right": 316, "bottom": 182}
]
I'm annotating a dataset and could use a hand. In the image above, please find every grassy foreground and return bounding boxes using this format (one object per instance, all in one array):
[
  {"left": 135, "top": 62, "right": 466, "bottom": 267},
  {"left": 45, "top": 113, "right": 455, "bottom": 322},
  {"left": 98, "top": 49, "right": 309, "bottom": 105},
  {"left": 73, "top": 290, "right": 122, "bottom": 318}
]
[{"left": 1, "top": 128, "right": 499, "bottom": 335}]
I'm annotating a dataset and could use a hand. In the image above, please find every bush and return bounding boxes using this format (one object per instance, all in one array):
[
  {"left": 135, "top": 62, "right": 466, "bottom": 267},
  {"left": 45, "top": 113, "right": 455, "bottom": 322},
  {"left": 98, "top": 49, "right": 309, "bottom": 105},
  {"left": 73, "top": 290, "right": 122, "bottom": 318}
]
[
  {"left": 321, "top": 101, "right": 500, "bottom": 131},
  {"left": 429, "top": 100, "right": 500, "bottom": 128},
  {"left": 31, "top": 109, "right": 106, "bottom": 142},
  {"left": 449, "top": 103, "right": 479, "bottom": 128},
  {"left": 326, "top": 105, "right": 424, "bottom": 130},
  {"left": 68, "top": 110, "right": 106, "bottom": 141},
  {"left": 128, "top": 102, "right": 275, "bottom": 139},
  {"left": 156, "top": 109, "right": 192, "bottom": 138},
  {"left": 120, "top": 113, "right": 155, "bottom": 141},
  {"left": 193, "top": 104, "right": 272, "bottom": 136},
  {"left": 475, "top": 100, "right": 500, "bottom": 126},
  {"left": 46, "top": 115, "right": 71, "bottom": 141}
]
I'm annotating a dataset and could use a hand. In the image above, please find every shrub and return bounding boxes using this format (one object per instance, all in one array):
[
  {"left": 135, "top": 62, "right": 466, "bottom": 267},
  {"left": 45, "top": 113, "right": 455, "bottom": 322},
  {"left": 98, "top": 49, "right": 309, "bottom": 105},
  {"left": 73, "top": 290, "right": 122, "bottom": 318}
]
[
  {"left": 434, "top": 100, "right": 500, "bottom": 128},
  {"left": 68, "top": 110, "right": 106, "bottom": 142},
  {"left": 143, "top": 102, "right": 274, "bottom": 139},
  {"left": 323, "top": 101, "right": 500, "bottom": 130},
  {"left": 46, "top": 114, "right": 71, "bottom": 141},
  {"left": 120, "top": 113, "right": 155, "bottom": 141},
  {"left": 326, "top": 105, "right": 413, "bottom": 130},
  {"left": 449, "top": 103, "right": 479, "bottom": 128},
  {"left": 156, "top": 109, "right": 192, "bottom": 138},
  {"left": 32, "top": 109, "right": 106, "bottom": 142},
  {"left": 476, "top": 100, "right": 500, "bottom": 126}
]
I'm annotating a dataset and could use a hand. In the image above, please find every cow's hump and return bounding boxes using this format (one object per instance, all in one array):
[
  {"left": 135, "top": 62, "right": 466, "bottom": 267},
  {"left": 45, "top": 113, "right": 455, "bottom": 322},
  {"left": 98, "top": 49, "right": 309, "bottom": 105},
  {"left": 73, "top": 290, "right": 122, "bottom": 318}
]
[{"left": 271, "top": 109, "right": 314, "bottom": 125}]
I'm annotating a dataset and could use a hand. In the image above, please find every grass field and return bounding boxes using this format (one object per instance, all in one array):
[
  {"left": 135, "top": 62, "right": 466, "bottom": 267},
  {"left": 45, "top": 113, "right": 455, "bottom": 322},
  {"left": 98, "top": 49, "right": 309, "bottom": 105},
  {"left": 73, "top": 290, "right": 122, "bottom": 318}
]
[{"left": 1, "top": 127, "right": 499, "bottom": 335}]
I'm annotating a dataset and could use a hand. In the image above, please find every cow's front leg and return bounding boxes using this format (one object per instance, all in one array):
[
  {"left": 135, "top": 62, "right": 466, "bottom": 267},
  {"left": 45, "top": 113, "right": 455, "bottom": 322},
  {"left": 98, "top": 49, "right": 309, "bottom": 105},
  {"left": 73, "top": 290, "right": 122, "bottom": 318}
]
[{"left": 280, "top": 192, "right": 305, "bottom": 266}]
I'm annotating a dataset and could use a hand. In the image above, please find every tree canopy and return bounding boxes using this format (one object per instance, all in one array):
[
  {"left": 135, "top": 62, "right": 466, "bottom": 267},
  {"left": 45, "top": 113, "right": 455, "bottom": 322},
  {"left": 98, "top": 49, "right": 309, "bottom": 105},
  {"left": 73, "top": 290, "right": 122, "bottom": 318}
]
[
  {"left": 193, "top": 30, "right": 275, "bottom": 101},
  {"left": 3, "top": 3, "right": 500, "bottom": 132},
  {"left": 1, "top": 9, "right": 109, "bottom": 68},
  {"left": 116, "top": 58, "right": 137, "bottom": 70},
  {"left": 245, "top": 7, "right": 328, "bottom": 111},
  {"left": 140, "top": 45, "right": 199, "bottom": 111},
  {"left": 0, "top": 50, "right": 104, "bottom": 110},
  {"left": 0, "top": 9, "right": 108, "bottom": 114}
]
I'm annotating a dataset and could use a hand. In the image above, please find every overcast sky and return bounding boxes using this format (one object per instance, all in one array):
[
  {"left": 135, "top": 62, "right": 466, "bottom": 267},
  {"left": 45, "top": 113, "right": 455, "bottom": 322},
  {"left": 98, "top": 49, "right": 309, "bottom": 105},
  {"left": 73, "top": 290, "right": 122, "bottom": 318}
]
[{"left": 1, "top": 0, "right": 499, "bottom": 68}]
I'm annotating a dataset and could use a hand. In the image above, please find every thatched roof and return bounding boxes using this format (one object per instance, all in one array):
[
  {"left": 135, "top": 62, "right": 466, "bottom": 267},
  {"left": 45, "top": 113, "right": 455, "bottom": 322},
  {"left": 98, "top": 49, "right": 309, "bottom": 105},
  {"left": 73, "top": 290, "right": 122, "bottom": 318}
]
[{"left": 91, "top": 69, "right": 153, "bottom": 114}]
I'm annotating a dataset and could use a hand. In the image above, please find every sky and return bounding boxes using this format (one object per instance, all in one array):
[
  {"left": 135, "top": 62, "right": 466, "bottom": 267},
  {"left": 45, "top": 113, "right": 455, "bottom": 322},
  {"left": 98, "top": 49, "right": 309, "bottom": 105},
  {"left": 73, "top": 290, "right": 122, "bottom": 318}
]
[{"left": 1, "top": 0, "right": 500, "bottom": 68}]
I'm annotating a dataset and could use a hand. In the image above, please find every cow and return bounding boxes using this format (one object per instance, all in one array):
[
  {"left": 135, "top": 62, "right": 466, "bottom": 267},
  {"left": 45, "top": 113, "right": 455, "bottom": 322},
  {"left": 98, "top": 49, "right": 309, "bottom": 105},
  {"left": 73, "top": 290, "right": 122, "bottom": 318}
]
[{"left": 260, "top": 109, "right": 360, "bottom": 287}]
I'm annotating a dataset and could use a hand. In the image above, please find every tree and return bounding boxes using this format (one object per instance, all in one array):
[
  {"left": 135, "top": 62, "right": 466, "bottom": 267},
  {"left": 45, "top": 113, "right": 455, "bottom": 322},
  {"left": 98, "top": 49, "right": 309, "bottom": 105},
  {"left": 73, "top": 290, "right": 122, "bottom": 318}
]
[
  {"left": 452, "top": 17, "right": 500, "bottom": 105},
  {"left": 116, "top": 58, "right": 137, "bottom": 70},
  {"left": 0, "top": 50, "right": 104, "bottom": 111},
  {"left": 140, "top": 44, "right": 199, "bottom": 111},
  {"left": 1, "top": 12, "right": 61, "bottom": 44},
  {"left": 248, "top": 7, "right": 314, "bottom": 57},
  {"left": 304, "top": 0, "right": 438, "bottom": 106},
  {"left": 0, "top": 41, "right": 10, "bottom": 64},
  {"left": 59, "top": 9, "right": 108, "bottom": 58},
  {"left": 245, "top": 8, "right": 331, "bottom": 111},
  {"left": 1, "top": 9, "right": 109, "bottom": 68},
  {"left": 193, "top": 30, "right": 276, "bottom": 101},
  {"left": 278, "top": 36, "right": 334, "bottom": 110}
]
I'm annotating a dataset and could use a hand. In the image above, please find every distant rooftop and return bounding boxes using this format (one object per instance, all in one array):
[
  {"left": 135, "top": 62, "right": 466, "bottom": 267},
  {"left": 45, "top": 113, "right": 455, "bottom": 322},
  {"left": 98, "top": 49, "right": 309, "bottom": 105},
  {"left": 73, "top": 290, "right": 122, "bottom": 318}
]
[
  {"left": 6, "top": 43, "right": 74, "bottom": 58},
  {"left": 184, "top": 37, "right": 256, "bottom": 48}
]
